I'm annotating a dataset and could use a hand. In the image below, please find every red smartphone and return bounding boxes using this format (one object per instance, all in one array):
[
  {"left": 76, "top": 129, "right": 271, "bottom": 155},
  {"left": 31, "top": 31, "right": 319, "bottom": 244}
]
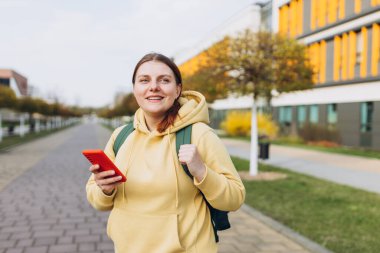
[{"left": 82, "top": 149, "right": 127, "bottom": 182}]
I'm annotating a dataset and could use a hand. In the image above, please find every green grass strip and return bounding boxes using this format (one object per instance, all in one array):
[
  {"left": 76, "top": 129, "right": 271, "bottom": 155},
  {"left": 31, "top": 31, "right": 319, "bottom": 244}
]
[{"left": 231, "top": 156, "right": 380, "bottom": 253}]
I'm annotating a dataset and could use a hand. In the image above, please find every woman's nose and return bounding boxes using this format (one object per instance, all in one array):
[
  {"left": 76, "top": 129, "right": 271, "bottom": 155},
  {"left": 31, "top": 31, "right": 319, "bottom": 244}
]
[{"left": 149, "top": 81, "right": 160, "bottom": 90}]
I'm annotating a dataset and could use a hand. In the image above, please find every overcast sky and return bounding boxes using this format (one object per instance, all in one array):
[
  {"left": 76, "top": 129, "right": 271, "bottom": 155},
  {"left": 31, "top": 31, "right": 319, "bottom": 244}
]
[{"left": 0, "top": 0, "right": 256, "bottom": 107}]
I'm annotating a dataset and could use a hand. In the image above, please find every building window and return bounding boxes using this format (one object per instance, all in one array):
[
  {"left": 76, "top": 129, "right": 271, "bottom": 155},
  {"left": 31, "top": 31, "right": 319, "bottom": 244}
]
[
  {"left": 309, "top": 40, "right": 327, "bottom": 84},
  {"left": 360, "top": 27, "right": 368, "bottom": 78},
  {"left": 279, "top": 106, "right": 292, "bottom": 126},
  {"left": 297, "top": 106, "right": 307, "bottom": 128},
  {"left": 360, "top": 102, "right": 373, "bottom": 133},
  {"left": 309, "top": 105, "right": 319, "bottom": 124},
  {"left": 0, "top": 78, "right": 10, "bottom": 86},
  {"left": 372, "top": 23, "right": 380, "bottom": 76},
  {"left": 356, "top": 31, "right": 363, "bottom": 65},
  {"left": 327, "top": 104, "right": 338, "bottom": 128},
  {"left": 355, "top": 0, "right": 361, "bottom": 13}
]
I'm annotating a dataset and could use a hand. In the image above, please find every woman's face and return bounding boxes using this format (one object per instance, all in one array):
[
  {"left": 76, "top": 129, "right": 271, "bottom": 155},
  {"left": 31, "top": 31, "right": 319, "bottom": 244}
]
[{"left": 133, "top": 60, "right": 181, "bottom": 119}]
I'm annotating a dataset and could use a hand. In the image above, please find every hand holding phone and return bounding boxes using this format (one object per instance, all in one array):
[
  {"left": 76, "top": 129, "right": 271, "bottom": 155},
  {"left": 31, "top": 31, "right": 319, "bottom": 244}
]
[{"left": 83, "top": 149, "right": 126, "bottom": 195}]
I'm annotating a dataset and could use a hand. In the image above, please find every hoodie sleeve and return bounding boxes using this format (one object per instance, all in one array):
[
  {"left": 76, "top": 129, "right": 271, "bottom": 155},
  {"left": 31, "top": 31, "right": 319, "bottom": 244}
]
[
  {"left": 85, "top": 126, "right": 122, "bottom": 211},
  {"left": 193, "top": 129, "right": 246, "bottom": 211}
]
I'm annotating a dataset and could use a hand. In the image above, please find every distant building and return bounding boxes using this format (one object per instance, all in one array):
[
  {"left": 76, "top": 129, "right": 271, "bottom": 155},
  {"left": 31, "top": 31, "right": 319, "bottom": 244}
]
[
  {"left": 0, "top": 69, "right": 28, "bottom": 97},
  {"left": 272, "top": 0, "right": 380, "bottom": 149}
]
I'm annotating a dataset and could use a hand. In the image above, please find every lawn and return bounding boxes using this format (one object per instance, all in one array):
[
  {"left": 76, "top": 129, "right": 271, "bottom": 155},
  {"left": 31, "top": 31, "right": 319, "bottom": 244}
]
[{"left": 231, "top": 156, "right": 380, "bottom": 253}]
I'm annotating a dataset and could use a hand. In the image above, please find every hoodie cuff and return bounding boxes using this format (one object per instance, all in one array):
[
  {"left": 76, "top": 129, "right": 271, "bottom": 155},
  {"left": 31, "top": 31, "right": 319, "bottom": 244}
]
[
  {"left": 193, "top": 166, "right": 221, "bottom": 199},
  {"left": 96, "top": 187, "right": 117, "bottom": 202}
]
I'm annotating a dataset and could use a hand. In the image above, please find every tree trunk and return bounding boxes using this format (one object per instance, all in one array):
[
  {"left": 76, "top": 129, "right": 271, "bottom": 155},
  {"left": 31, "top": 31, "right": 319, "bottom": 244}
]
[{"left": 249, "top": 99, "right": 258, "bottom": 176}]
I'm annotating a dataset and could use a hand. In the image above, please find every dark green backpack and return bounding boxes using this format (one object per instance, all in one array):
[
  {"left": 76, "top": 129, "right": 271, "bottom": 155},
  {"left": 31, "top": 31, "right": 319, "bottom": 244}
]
[{"left": 113, "top": 121, "right": 230, "bottom": 243}]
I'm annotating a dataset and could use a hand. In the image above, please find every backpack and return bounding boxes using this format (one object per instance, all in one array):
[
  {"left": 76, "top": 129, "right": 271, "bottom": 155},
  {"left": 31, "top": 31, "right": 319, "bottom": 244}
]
[{"left": 112, "top": 121, "right": 231, "bottom": 243}]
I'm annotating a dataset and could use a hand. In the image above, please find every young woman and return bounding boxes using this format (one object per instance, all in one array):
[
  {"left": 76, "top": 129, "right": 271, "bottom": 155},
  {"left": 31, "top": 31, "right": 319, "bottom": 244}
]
[{"left": 86, "top": 53, "right": 245, "bottom": 253}]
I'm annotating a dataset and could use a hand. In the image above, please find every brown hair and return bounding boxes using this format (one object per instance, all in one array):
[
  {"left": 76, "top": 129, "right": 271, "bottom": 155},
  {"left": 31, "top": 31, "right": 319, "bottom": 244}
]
[{"left": 132, "top": 53, "right": 182, "bottom": 133}]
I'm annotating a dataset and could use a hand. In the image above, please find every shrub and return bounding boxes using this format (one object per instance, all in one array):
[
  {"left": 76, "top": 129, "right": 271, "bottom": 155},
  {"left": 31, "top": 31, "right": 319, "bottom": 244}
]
[
  {"left": 221, "top": 110, "right": 251, "bottom": 136},
  {"left": 221, "top": 110, "right": 279, "bottom": 138},
  {"left": 257, "top": 113, "right": 279, "bottom": 139},
  {"left": 298, "top": 124, "right": 341, "bottom": 143}
]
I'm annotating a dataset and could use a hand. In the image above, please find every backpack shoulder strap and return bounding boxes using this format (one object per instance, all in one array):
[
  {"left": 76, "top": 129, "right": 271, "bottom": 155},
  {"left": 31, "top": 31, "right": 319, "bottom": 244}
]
[
  {"left": 113, "top": 120, "right": 135, "bottom": 156},
  {"left": 175, "top": 124, "right": 220, "bottom": 242},
  {"left": 175, "top": 124, "right": 193, "bottom": 178}
]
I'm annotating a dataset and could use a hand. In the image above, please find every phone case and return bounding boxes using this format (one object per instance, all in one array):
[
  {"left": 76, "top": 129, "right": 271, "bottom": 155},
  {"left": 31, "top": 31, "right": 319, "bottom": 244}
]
[{"left": 82, "top": 149, "right": 127, "bottom": 182}]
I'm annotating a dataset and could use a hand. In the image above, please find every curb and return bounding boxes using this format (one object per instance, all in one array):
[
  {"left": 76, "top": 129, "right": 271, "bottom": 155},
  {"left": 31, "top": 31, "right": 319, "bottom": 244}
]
[{"left": 241, "top": 204, "right": 334, "bottom": 253}]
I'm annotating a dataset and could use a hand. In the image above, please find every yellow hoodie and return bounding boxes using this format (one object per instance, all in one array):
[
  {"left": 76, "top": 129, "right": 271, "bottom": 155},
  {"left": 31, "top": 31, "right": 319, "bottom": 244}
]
[{"left": 86, "top": 91, "right": 246, "bottom": 253}]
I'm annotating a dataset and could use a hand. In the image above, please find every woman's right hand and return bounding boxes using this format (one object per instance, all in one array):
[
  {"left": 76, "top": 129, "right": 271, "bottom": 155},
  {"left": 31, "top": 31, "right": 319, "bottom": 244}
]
[{"left": 89, "top": 164, "right": 123, "bottom": 195}]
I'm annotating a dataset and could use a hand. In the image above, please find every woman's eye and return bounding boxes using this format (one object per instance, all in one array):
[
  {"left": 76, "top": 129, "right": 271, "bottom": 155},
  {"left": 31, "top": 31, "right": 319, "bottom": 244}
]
[
  {"left": 140, "top": 79, "right": 149, "bottom": 83},
  {"left": 160, "top": 78, "right": 170, "bottom": 84}
]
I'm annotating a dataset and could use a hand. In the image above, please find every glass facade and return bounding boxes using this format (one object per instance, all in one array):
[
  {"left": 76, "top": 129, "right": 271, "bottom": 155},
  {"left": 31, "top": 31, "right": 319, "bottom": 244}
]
[
  {"left": 297, "top": 105, "right": 307, "bottom": 127},
  {"left": 279, "top": 106, "right": 292, "bottom": 125},
  {"left": 360, "top": 102, "right": 373, "bottom": 132},
  {"left": 309, "top": 105, "right": 319, "bottom": 124},
  {"left": 327, "top": 104, "right": 338, "bottom": 125}
]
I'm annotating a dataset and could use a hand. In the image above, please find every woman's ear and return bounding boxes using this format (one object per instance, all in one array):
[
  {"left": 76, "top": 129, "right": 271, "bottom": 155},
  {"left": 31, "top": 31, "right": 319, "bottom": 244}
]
[{"left": 177, "top": 84, "right": 182, "bottom": 99}]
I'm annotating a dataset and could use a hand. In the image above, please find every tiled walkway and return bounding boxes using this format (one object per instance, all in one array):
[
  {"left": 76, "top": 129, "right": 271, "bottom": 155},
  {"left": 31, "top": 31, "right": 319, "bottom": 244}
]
[{"left": 0, "top": 123, "right": 329, "bottom": 253}]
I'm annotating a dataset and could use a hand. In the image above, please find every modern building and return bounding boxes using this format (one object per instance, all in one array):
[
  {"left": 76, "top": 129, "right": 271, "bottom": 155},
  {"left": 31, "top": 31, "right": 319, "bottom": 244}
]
[
  {"left": 271, "top": 0, "right": 380, "bottom": 149},
  {"left": 176, "top": 0, "right": 380, "bottom": 149},
  {"left": 0, "top": 69, "right": 28, "bottom": 97}
]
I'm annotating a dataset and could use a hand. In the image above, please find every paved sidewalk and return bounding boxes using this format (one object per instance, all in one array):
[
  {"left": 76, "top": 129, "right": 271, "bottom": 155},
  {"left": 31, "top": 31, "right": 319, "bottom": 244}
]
[
  {"left": 0, "top": 123, "right": 327, "bottom": 253},
  {"left": 223, "top": 138, "right": 380, "bottom": 195}
]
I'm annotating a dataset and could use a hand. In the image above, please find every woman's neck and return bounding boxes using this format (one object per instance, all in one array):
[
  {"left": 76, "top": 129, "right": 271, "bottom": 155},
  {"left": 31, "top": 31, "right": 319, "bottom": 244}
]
[{"left": 144, "top": 114, "right": 164, "bottom": 131}]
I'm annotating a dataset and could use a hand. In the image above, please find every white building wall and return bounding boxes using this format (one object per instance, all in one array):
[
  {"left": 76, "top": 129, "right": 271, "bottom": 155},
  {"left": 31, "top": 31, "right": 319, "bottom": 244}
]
[
  {"left": 10, "top": 78, "right": 21, "bottom": 97},
  {"left": 272, "top": 82, "right": 380, "bottom": 106}
]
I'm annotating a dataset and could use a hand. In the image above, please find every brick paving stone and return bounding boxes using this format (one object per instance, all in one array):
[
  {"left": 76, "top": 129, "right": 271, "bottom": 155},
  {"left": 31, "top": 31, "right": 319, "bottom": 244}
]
[
  {"left": 64, "top": 229, "right": 90, "bottom": 236},
  {"left": 34, "top": 237, "right": 57, "bottom": 246},
  {"left": 78, "top": 243, "right": 96, "bottom": 252},
  {"left": 75, "top": 235, "right": 101, "bottom": 243},
  {"left": 1, "top": 226, "right": 29, "bottom": 233},
  {"left": 234, "top": 244, "right": 261, "bottom": 253},
  {"left": 31, "top": 225, "right": 51, "bottom": 232},
  {"left": 90, "top": 227, "right": 108, "bottom": 235},
  {"left": 33, "top": 230, "right": 64, "bottom": 238},
  {"left": 24, "top": 246, "right": 48, "bottom": 253},
  {"left": 58, "top": 218, "right": 86, "bottom": 225},
  {"left": 0, "top": 234, "right": 10, "bottom": 241},
  {"left": 48, "top": 244, "right": 77, "bottom": 253},
  {"left": 4, "top": 249, "right": 23, "bottom": 253},
  {"left": 16, "top": 238, "right": 34, "bottom": 247},
  {"left": 9, "top": 232, "right": 31, "bottom": 240},
  {"left": 51, "top": 224, "right": 75, "bottom": 231},
  {"left": 56, "top": 237, "right": 73, "bottom": 245},
  {"left": 77, "top": 222, "right": 105, "bottom": 230},
  {"left": 97, "top": 242, "right": 114, "bottom": 251},
  {"left": 0, "top": 241, "right": 16, "bottom": 250},
  {"left": 0, "top": 221, "right": 15, "bottom": 227},
  {"left": 29, "top": 219, "right": 58, "bottom": 226}
]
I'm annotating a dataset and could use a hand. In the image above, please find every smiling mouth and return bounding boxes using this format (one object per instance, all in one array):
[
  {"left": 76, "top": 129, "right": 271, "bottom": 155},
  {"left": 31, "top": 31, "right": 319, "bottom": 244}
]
[{"left": 146, "top": 96, "right": 164, "bottom": 101}]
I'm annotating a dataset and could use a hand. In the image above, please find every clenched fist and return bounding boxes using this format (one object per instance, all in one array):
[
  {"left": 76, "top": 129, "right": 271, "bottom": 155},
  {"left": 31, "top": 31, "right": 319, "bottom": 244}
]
[{"left": 178, "top": 144, "right": 206, "bottom": 182}]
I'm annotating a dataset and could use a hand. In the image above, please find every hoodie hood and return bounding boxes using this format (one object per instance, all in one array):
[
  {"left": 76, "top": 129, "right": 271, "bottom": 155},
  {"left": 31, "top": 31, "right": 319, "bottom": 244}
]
[{"left": 134, "top": 90, "right": 210, "bottom": 135}]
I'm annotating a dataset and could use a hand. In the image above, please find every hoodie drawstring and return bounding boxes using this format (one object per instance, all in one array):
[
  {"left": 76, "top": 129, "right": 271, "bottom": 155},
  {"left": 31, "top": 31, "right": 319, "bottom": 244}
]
[{"left": 167, "top": 128, "right": 179, "bottom": 209}]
